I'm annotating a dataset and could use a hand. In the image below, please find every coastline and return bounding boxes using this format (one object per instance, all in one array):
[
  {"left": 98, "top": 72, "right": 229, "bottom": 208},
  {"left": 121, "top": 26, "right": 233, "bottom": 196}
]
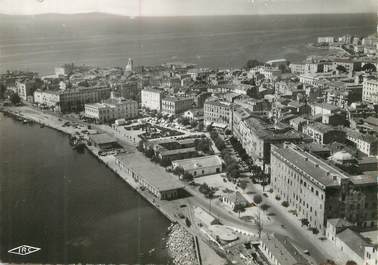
[{"left": 0, "top": 105, "right": 222, "bottom": 265}]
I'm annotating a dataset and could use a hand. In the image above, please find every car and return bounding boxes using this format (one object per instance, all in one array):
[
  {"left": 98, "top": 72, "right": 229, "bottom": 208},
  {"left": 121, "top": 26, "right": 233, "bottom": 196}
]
[
  {"left": 180, "top": 204, "right": 187, "bottom": 208},
  {"left": 263, "top": 193, "right": 268, "bottom": 197},
  {"left": 303, "top": 250, "right": 310, "bottom": 255},
  {"left": 178, "top": 213, "right": 185, "bottom": 219}
]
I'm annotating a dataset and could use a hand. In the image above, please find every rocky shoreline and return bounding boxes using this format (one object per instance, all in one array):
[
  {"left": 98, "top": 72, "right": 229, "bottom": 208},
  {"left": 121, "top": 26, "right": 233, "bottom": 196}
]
[{"left": 167, "top": 224, "right": 198, "bottom": 265}]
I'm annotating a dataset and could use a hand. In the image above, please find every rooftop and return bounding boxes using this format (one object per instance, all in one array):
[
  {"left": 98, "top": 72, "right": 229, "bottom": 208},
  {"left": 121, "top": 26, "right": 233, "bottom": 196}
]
[
  {"left": 116, "top": 152, "right": 184, "bottom": 191},
  {"left": 306, "top": 122, "right": 339, "bottom": 134},
  {"left": 272, "top": 144, "right": 349, "bottom": 187},
  {"left": 142, "top": 87, "right": 162, "bottom": 93},
  {"left": 336, "top": 228, "right": 369, "bottom": 258},
  {"left": 261, "top": 233, "right": 310, "bottom": 265},
  {"left": 327, "top": 218, "right": 353, "bottom": 228},
  {"left": 173, "top": 155, "right": 222, "bottom": 171}
]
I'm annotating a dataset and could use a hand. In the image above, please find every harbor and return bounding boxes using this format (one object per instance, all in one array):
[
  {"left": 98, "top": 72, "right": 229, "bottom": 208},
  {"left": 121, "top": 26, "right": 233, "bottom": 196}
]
[{"left": 0, "top": 105, "right": 225, "bottom": 265}]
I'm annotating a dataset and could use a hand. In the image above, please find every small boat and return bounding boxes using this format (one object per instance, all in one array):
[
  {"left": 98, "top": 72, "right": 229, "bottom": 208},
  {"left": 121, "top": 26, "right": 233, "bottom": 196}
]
[
  {"left": 23, "top": 119, "right": 29, "bottom": 124},
  {"left": 73, "top": 143, "right": 85, "bottom": 153},
  {"left": 148, "top": 248, "right": 155, "bottom": 254},
  {"left": 40, "top": 123, "right": 45, "bottom": 128}
]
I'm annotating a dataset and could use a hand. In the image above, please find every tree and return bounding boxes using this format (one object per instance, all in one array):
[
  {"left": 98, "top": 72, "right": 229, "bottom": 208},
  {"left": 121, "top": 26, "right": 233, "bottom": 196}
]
[
  {"left": 345, "top": 261, "right": 357, "bottom": 265},
  {"left": 253, "top": 194, "right": 263, "bottom": 205},
  {"left": 182, "top": 172, "right": 193, "bottom": 182},
  {"left": 234, "top": 204, "right": 246, "bottom": 218},
  {"left": 194, "top": 138, "right": 211, "bottom": 153},
  {"left": 173, "top": 166, "right": 184, "bottom": 176},
  {"left": 0, "top": 83, "right": 6, "bottom": 99},
  {"left": 281, "top": 201, "right": 289, "bottom": 207},
  {"left": 10, "top": 93, "right": 21, "bottom": 105},
  {"left": 206, "top": 124, "right": 213, "bottom": 132},
  {"left": 300, "top": 218, "right": 310, "bottom": 227},
  {"left": 361, "top": 63, "right": 376, "bottom": 73},
  {"left": 198, "top": 121, "right": 204, "bottom": 131},
  {"left": 336, "top": 65, "right": 347, "bottom": 73},
  {"left": 214, "top": 137, "right": 226, "bottom": 151},
  {"left": 210, "top": 130, "right": 218, "bottom": 141},
  {"left": 260, "top": 204, "right": 270, "bottom": 212},
  {"left": 190, "top": 120, "right": 198, "bottom": 128},
  {"left": 254, "top": 209, "right": 263, "bottom": 238},
  {"left": 160, "top": 157, "right": 171, "bottom": 167},
  {"left": 145, "top": 148, "right": 154, "bottom": 158}
]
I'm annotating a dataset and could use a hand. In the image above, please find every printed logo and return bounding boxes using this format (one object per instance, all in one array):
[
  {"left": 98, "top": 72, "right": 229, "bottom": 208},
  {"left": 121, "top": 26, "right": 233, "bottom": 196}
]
[{"left": 8, "top": 245, "right": 41, "bottom": 256}]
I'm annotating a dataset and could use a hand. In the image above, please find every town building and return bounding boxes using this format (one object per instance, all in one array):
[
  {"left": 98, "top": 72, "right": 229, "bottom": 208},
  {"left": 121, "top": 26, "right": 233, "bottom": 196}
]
[
  {"left": 238, "top": 117, "right": 305, "bottom": 169},
  {"left": 172, "top": 155, "right": 222, "bottom": 177},
  {"left": 89, "top": 133, "right": 120, "bottom": 151},
  {"left": 141, "top": 87, "right": 163, "bottom": 111},
  {"left": 271, "top": 143, "right": 377, "bottom": 233},
  {"left": 326, "top": 218, "right": 353, "bottom": 242},
  {"left": 33, "top": 86, "right": 111, "bottom": 113},
  {"left": 346, "top": 129, "right": 378, "bottom": 156},
  {"left": 289, "top": 63, "right": 306, "bottom": 75},
  {"left": 183, "top": 109, "right": 203, "bottom": 121},
  {"left": 362, "top": 77, "right": 378, "bottom": 104},
  {"left": 84, "top": 96, "right": 138, "bottom": 123},
  {"left": 303, "top": 122, "right": 346, "bottom": 144},
  {"left": 161, "top": 96, "right": 194, "bottom": 115},
  {"left": 318, "top": 36, "right": 335, "bottom": 43},
  {"left": 334, "top": 228, "right": 367, "bottom": 264},
  {"left": 204, "top": 99, "right": 232, "bottom": 127},
  {"left": 332, "top": 59, "right": 361, "bottom": 73},
  {"left": 16, "top": 80, "right": 38, "bottom": 101},
  {"left": 259, "top": 233, "right": 311, "bottom": 265},
  {"left": 221, "top": 191, "right": 249, "bottom": 210},
  {"left": 309, "top": 102, "right": 340, "bottom": 117},
  {"left": 115, "top": 153, "right": 184, "bottom": 200}
]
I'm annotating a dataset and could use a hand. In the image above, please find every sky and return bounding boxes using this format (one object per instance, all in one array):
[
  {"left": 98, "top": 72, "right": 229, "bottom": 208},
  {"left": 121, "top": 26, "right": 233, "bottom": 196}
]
[{"left": 0, "top": 0, "right": 377, "bottom": 16}]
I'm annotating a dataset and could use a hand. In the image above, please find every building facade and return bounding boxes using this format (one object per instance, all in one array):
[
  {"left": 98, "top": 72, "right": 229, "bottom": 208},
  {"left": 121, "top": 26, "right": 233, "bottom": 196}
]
[
  {"left": 85, "top": 96, "right": 138, "bottom": 123},
  {"left": 141, "top": 88, "right": 163, "bottom": 111},
  {"left": 34, "top": 86, "right": 110, "bottom": 113},
  {"left": 204, "top": 99, "right": 231, "bottom": 127},
  {"left": 161, "top": 96, "right": 194, "bottom": 115},
  {"left": 362, "top": 77, "right": 378, "bottom": 104},
  {"left": 271, "top": 143, "right": 377, "bottom": 233}
]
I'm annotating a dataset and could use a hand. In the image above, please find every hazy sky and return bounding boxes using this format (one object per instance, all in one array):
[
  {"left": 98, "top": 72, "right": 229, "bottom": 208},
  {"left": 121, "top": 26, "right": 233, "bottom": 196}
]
[{"left": 0, "top": 0, "right": 377, "bottom": 16}]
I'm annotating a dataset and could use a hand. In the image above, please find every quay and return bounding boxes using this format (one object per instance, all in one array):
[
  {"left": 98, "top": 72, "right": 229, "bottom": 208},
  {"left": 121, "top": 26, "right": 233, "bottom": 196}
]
[{"left": 0, "top": 105, "right": 224, "bottom": 265}]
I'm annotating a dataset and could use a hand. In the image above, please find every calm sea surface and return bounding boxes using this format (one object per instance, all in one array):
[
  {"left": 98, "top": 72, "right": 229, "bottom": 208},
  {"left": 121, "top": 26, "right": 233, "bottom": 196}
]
[
  {"left": 0, "top": 13, "right": 376, "bottom": 74},
  {"left": 0, "top": 113, "right": 172, "bottom": 264}
]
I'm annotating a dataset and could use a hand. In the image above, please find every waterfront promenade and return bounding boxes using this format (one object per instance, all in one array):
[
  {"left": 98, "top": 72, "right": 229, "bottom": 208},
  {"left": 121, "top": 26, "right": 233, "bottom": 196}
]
[
  {"left": 1, "top": 104, "right": 349, "bottom": 265},
  {"left": 1, "top": 105, "right": 227, "bottom": 265}
]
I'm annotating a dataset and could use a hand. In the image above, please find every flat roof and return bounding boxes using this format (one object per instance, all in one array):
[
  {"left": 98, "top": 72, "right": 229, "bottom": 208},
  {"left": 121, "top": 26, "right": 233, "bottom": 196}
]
[
  {"left": 172, "top": 155, "right": 222, "bottom": 171},
  {"left": 261, "top": 234, "right": 310, "bottom": 265},
  {"left": 116, "top": 152, "right": 184, "bottom": 191},
  {"left": 350, "top": 174, "right": 378, "bottom": 186},
  {"left": 272, "top": 144, "right": 348, "bottom": 187}
]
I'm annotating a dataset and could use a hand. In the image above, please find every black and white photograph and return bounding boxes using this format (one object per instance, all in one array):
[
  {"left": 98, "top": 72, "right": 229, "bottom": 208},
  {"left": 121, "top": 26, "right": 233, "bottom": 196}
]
[{"left": 0, "top": 1, "right": 377, "bottom": 265}]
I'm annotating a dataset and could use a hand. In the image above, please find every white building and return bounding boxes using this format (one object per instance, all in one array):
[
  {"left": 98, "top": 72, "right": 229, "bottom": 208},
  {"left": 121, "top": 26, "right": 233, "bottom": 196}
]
[
  {"left": 141, "top": 88, "right": 163, "bottom": 111},
  {"left": 317, "top": 36, "right": 335, "bottom": 43},
  {"left": 172, "top": 155, "right": 222, "bottom": 177},
  {"left": 85, "top": 96, "right": 138, "bottom": 123},
  {"left": 362, "top": 77, "right": 378, "bottom": 104}
]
